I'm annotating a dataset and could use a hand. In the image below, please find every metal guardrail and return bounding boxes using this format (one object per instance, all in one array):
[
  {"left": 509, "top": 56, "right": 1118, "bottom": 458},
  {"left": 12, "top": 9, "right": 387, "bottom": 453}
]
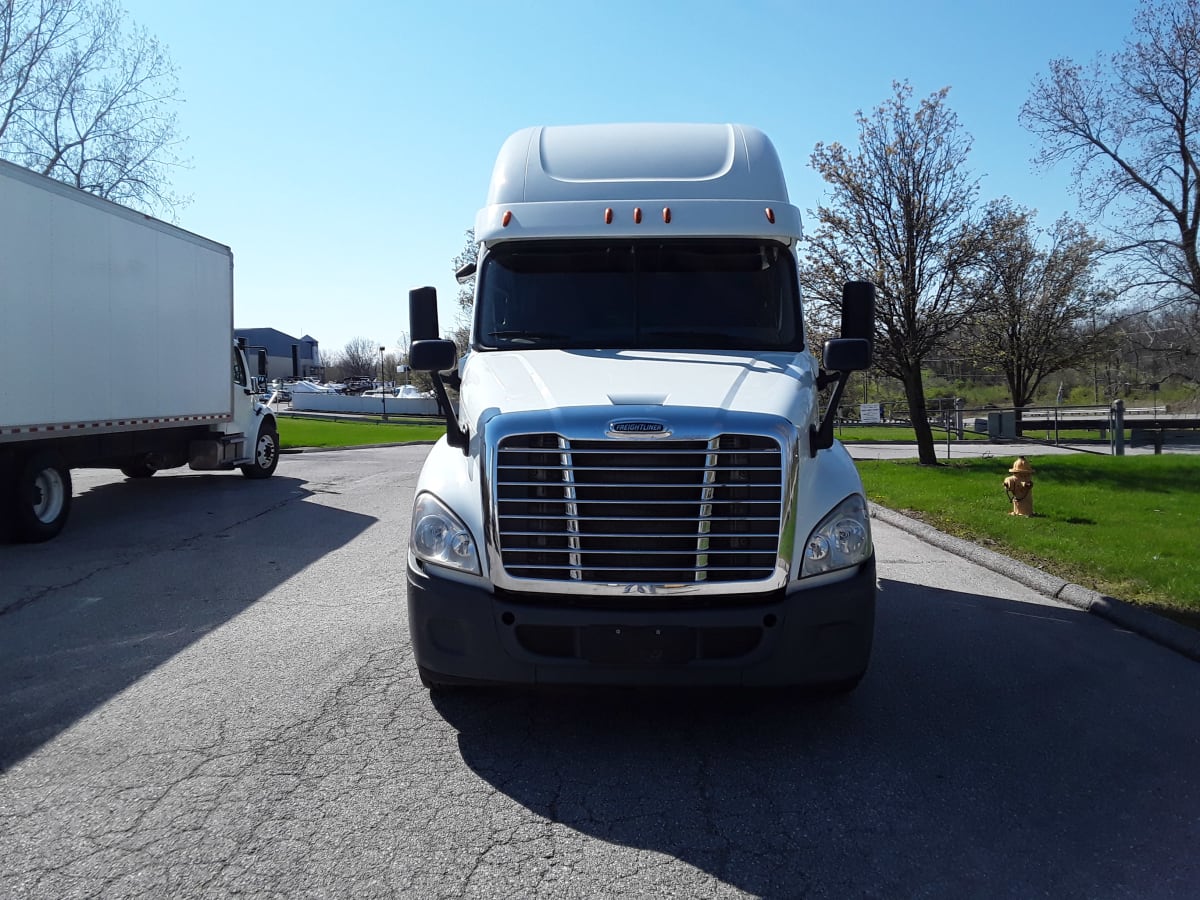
[
  {"left": 835, "top": 399, "right": 1199, "bottom": 456},
  {"left": 1021, "top": 406, "right": 1157, "bottom": 420}
]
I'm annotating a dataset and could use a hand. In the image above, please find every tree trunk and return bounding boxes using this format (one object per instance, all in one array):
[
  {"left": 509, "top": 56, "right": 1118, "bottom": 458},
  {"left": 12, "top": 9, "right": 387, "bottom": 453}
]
[{"left": 903, "top": 369, "right": 940, "bottom": 465}]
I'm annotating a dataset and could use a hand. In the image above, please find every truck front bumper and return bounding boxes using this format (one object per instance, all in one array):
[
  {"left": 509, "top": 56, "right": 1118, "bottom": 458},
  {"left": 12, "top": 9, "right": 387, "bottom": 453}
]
[{"left": 406, "top": 558, "right": 876, "bottom": 688}]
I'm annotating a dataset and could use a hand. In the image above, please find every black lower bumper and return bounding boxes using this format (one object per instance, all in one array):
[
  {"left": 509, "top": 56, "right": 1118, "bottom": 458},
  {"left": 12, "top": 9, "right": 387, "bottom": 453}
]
[{"left": 406, "top": 558, "right": 876, "bottom": 688}]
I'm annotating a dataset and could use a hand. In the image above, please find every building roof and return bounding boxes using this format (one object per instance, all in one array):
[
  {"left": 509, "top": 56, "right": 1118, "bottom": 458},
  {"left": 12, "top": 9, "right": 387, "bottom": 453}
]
[{"left": 235, "top": 328, "right": 319, "bottom": 358}]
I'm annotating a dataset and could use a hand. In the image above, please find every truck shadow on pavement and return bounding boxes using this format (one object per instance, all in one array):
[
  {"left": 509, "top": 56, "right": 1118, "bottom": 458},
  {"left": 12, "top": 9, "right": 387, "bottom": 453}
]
[
  {"left": 0, "top": 473, "right": 375, "bottom": 771},
  {"left": 434, "top": 578, "right": 1200, "bottom": 897}
]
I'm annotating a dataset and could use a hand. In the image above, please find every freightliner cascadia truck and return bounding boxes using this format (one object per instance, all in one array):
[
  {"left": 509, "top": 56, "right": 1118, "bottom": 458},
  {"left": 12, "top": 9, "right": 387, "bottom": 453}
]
[
  {"left": 406, "top": 123, "right": 876, "bottom": 693},
  {"left": 0, "top": 157, "right": 279, "bottom": 543}
]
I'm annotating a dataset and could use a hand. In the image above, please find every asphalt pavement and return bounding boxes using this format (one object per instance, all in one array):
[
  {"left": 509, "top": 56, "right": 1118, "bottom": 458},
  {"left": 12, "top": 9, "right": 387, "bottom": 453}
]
[{"left": 3, "top": 445, "right": 1198, "bottom": 897}]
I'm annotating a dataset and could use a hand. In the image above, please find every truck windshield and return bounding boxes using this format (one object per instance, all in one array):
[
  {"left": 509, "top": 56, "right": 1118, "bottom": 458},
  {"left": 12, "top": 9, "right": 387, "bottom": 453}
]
[{"left": 475, "top": 239, "right": 803, "bottom": 352}]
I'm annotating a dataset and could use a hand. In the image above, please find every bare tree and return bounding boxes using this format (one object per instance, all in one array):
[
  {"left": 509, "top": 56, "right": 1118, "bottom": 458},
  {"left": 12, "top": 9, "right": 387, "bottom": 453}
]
[
  {"left": 394, "top": 331, "right": 409, "bottom": 378},
  {"left": 451, "top": 229, "right": 477, "bottom": 313},
  {"left": 966, "top": 200, "right": 1113, "bottom": 411},
  {"left": 801, "top": 82, "right": 981, "bottom": 465},
  {"left": 396, "top": 330, "right": 435, "bottom": 392},
  {"left": 1149, "top": 306, "right": 1200, "bottom": 390},
  {"left": 1107, "top": 305, "right": 1200, "bottom": 399},
  {"left": 336, "top": 337, "right": 382, "bottom": 381},
  {"left": 1021, "top": 0, "right": 1200, "bottom": 315},
  {"left": 0, "top": 0, "right": 185, "bottom": 215},
  {"left": 449, "top": 228, "right": 477, "bottom": 359}
]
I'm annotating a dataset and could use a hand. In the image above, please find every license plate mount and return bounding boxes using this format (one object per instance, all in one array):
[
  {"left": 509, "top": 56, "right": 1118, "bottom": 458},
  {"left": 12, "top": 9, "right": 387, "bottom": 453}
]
[{"left": 581, "top": 625, "right": 693, "bottom": 665}]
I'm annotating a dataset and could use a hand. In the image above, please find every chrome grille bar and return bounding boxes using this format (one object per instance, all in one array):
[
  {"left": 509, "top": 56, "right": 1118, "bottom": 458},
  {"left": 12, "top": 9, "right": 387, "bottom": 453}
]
[{"left": 494, "top": 431, "right": 784, "bottom": 585}]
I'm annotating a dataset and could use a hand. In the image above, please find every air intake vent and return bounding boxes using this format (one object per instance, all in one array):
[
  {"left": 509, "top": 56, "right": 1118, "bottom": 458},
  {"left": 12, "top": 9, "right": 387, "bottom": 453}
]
[{"left": 495, "top": 433, "right": 783, "bottom": 583}]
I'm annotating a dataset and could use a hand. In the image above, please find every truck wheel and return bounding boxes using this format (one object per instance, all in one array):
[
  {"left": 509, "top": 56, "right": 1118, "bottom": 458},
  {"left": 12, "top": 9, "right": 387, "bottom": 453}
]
[
  {"left": 241, "top": 426, "right": 279, "bottom": 479},
  {"left": 14, "top": 451, "right": 72, "bottom": 542},
  {"left": 120, "top": 461, "right": 156, "bottom": 479},
  {"left": 0, "top": 462, "right": 14, "bottom": 543}
]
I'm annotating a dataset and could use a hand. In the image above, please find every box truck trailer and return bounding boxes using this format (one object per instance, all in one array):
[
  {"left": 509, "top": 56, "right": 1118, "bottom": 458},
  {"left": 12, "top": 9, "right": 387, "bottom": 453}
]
[
  {"left": 406, "top": 123, "right": 876, "bottom": 693},
  {"left": 0, "top": 158, "right": 279, "bottom": 543}
]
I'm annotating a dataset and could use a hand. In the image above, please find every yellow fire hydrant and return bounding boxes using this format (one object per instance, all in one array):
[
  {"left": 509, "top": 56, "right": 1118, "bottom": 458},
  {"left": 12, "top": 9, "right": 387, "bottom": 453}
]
[{"left": 1003, "top": 456, "right": 1035, "bottom": 517}]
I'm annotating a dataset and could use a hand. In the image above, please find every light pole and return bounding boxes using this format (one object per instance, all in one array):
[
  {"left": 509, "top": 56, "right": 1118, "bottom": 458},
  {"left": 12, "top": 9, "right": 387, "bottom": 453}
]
[{"left": 379, "top": 346, "right": 387, "bottom": 421}]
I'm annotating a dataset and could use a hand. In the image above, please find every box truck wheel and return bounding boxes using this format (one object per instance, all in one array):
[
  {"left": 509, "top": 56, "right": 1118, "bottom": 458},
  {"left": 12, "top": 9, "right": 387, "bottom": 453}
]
[
  {"left": 0, "top": 460, "right": 14, "bottom": 542},
  {"left": 120, "top": 460, "right": 156, "bottom": 479},
  {"left": 241, "top": 426, "right": 279, "bottom": 479},
  {"left": 13, "top": 451, "right": 72, "bottom": 542}
]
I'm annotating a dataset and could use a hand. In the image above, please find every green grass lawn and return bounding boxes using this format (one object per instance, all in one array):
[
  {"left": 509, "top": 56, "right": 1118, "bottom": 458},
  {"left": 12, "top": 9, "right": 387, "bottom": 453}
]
[
  {"left": 856, "top": 455, "right": 1200, "bottom": 619},
  {"left": 276, "top": 415, "right": 445, "bottom": 449}
]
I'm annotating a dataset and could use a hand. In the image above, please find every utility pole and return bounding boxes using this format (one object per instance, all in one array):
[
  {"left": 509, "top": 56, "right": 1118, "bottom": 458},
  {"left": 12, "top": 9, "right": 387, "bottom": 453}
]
[{"left": 380, "top": 346, "right": 387, "bottom": 421}]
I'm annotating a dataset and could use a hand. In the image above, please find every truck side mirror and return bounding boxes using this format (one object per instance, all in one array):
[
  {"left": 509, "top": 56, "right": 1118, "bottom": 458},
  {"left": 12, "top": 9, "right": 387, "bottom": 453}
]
[
  {"left": 822, "top": 338, "right": 871, "bottom": 373},
  {"left": 410, "top": 339, "right": 457, "bottom": 372},
  {"left": 410, "top": 286, "right": 440, "bottom": 342},
  {"left": 411, "top": 338, "right": 467, "bottom": 452},
  {"left": 810, "top": 285, "right": 875, "bottom": 457},
  {"left": 840, "top": 281, "right": 875, "bottom": 363}
]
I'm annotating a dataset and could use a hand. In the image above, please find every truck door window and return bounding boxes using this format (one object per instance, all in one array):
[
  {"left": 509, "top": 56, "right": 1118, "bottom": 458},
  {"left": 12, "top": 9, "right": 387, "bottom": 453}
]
[
  {"left": 476, "top": 239, "right": 802, "bottom": 352},
  {"left": 232, "top": 347, "right": 247, "bottom": 386}
]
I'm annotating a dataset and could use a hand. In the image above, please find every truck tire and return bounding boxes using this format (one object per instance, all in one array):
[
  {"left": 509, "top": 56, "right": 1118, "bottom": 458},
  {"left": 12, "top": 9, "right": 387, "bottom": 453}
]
[
  {"left": 0, "top": 461, "right": 15, "bottom": 543},
  {"left": 240, "top": 426, "right": 279, "bottom": 479},
  {"left": 13, "top": 451, "right": 72, "bottom": 542}
]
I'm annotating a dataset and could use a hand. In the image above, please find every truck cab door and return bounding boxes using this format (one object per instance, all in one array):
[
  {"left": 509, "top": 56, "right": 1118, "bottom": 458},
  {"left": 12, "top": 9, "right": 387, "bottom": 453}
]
[{"left": 232, "top": 345, "right": 259, "bottom": 427}]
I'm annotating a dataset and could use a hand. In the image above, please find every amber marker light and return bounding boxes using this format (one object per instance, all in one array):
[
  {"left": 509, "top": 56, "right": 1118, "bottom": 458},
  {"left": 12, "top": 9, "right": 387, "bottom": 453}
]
[
  {"left": 765, "top": 207, "right": 776, "bottom": 224},
  {"left": 502, "top": 210, "right": 512, "bottom": 227},
  {"left": 604, "top": 208, "right": 613, "bottom": 224},
  {"left": 662, "top": 207, "right": 672, "bottom": 223},
  {"left": 633, "top": 207, "right": 643, "bottom": 224}
]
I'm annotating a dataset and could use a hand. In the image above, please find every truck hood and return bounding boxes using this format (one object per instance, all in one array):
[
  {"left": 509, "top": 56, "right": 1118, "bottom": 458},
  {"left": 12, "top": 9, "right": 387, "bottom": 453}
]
[{"left": 458, "top": 348, "right": 819, "bottom": 431}]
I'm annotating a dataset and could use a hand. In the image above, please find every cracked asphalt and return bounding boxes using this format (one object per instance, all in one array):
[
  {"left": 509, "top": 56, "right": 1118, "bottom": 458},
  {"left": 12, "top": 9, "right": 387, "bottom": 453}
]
[{"left": 1, "top": 445, "right": 1198, "bottom": 898}]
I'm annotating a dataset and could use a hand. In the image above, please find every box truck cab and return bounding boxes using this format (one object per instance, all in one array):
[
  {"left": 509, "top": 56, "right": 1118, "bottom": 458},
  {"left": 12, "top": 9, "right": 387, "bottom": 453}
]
[{"left": 407, "top": 123, "right": 876, "bottom": 692}]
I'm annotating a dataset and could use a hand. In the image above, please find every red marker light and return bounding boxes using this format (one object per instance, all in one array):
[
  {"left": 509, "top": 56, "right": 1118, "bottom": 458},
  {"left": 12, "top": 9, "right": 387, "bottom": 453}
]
[
  {"left": 604, "top": 208, "right": 613, "bottom": 224},
  {"left": 634, "top": 207, "right": 643, "bottom": 224},
  {"left": 765, "top": 207, "right": 776, "bottom": 224},
  {"left": 662, "top": 207, "right": 671, "bottom": 224},
  {"left": 502, "top": 210, "right": 512, "bottom": 227}
]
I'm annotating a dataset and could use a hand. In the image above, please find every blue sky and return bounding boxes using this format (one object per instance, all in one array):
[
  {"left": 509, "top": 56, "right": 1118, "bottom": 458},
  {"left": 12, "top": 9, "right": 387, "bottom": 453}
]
[{"left": 119, "top": 0, "right": 1141, "bottom": 361}]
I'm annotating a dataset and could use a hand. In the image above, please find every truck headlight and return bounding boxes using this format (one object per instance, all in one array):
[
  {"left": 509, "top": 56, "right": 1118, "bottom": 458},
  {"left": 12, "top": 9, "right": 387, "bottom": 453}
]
[
  {"left": 801, "top": 495, "right": 872, "bottom": 577},
  {"left": 411, "top": 492, "right": 480, "bottom": 575}
]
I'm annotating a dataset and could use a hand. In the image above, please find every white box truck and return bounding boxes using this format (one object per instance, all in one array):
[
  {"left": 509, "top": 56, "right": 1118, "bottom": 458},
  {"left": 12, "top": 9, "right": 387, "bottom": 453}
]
[
  {"left": 406, "top": 123, "right": 876, "bottom": 693},
  {"left": 0, "top": 158, "right": 280, "bottom": 543}
]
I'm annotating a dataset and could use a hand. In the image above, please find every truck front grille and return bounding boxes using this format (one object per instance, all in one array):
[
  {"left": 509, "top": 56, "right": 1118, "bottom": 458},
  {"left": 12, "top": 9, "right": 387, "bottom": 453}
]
[{"left": 495, "top": 433, "right": 783, "bottom": 583}]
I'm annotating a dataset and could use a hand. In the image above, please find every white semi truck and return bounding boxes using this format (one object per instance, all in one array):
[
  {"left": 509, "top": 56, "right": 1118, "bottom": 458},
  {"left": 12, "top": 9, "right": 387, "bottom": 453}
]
[
  {"left": 406, "top": 123, "right": 876, "bottom": 692},
  {"left": 0, "top": 158, "right": 280, "bottom": 543}
]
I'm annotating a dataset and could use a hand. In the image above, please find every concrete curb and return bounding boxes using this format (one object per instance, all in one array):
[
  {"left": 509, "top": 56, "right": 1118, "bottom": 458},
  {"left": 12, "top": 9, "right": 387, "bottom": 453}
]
[{"left": 870, "top": 504, "right": 1200, "bottom": 662}]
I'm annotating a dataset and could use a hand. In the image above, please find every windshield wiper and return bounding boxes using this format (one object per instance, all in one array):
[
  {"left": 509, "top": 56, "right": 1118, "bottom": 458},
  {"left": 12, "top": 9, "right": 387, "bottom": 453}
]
[
  {"left": 638, "top": 330, "right": 747, "bottom": 348},
  {"left": 487, "top": 330, "right": 572, "bottom": 343}
]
